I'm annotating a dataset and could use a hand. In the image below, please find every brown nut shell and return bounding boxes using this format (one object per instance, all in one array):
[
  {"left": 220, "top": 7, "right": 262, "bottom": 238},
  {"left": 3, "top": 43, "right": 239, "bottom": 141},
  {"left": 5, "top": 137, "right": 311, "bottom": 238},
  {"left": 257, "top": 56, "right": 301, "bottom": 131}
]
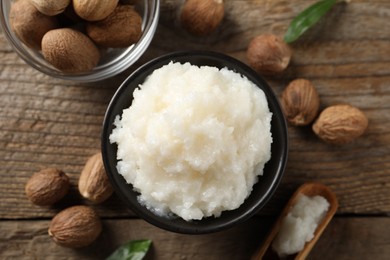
[
  {"left": 86, "top": 5, "right": 142, "bottom": 48},
  {"left": 180, "top": 0, "right": 224, "bottom": 36},
  {"left": 78, "top": 152, "right": 113, "bottom": 204},
  {"left": 247, "top": 34, "right": 291, "bottom": 75},
  {"left": 312, "top": 104, "right": 368, "bottom": 144},
  {"left": 281, "top": 79, "right": 320, "bottom": 126},
  {"left": 25, "top": 168, "right": 70, "bottom": 206},
  {"left": 48, "top": 205, "right": 102, "bottom": 248},
  {"left": 41, "top": 28, "right": 100, "bottom": 73},
  {"left": 73, "top": 0, "right": 119, "bottom": 21},
  {"left": 9, "top": 0, "right": 58, "bottom": 50},
  {"left": 30, "top": 0, "right": 70, "bottom": 16}
]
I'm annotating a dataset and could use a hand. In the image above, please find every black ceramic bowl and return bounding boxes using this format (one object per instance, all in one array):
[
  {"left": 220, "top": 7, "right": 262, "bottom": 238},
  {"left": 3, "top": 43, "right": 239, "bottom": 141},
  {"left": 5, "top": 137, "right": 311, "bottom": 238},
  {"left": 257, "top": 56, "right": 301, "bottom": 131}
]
[{"left": 102, "top": 51, "right": 288, "bottom": 234}]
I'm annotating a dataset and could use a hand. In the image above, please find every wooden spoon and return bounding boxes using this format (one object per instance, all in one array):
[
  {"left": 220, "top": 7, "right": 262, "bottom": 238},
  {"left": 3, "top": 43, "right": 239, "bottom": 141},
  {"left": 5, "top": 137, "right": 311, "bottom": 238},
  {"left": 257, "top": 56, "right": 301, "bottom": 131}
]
[{"left": 252, "top": 182, "right": 338, "bottom": 260}]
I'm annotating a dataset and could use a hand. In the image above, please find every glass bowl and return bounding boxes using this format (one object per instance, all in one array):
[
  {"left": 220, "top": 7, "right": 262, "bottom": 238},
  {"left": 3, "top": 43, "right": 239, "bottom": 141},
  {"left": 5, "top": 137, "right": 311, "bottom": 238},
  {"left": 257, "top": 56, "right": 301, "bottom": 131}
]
[
  {"left": 0, "top": 0, "right": 160, "bottom": 82},
  {"left": 101, "top": 51, "right": 288, "bottom": 234}
]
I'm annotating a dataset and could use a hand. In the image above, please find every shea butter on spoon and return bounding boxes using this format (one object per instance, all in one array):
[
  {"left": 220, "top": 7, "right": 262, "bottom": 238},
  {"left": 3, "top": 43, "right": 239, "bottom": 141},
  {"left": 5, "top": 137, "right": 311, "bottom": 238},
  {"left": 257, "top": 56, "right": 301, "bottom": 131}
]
[{"left": 252, "top": 182, "right": 338, "bottom": 260}]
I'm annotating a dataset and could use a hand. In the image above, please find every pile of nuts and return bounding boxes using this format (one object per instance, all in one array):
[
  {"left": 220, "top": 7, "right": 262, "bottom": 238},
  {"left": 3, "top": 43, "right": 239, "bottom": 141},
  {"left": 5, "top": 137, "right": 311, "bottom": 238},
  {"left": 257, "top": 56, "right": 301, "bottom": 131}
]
[
  {"left": 241, "top": 24, "right": 368, "bottom": 145},
  {"left": 280, "top": 79, "right": 368, "bottom": 144},
  {"left": 9, "top": 0, "right": 142, "bottom": 73},
  {"left": 25, "top": 153, "right": 113, "bottom": 248}
]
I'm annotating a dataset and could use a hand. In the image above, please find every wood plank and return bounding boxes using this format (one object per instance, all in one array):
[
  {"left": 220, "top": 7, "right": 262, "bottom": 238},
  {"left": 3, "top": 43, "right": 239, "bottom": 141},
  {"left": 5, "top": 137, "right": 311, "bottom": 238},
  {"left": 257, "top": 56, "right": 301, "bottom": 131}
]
[
  {"left": 1, "top": 0, "right": 390, "bottom": 259},
  {"left": 1, "top": 0, "right": 390, "bottom": 219},
  {"left": 310, "top": 217, "right": 390, "bottom": 260},
  {"left": 1, "top": 217, "right": 389, "bottom": 260}
]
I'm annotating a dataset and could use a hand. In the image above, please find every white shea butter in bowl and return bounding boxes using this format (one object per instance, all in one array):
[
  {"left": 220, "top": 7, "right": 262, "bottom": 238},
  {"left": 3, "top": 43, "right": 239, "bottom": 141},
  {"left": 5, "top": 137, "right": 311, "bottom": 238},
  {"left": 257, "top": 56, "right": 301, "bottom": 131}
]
[{"left": 109, "top": 62, "right": 273, "bottom": 221}]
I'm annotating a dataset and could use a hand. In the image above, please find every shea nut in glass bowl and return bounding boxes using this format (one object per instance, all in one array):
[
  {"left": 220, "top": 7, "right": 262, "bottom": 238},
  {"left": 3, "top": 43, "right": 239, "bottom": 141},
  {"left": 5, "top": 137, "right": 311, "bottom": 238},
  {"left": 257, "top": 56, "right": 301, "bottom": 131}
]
[
  {"left": 102, "top": 51, "right": 288, "bottom": 234},
  {"left": 0, "top": 0, "right": 160, "bottom": 82}
]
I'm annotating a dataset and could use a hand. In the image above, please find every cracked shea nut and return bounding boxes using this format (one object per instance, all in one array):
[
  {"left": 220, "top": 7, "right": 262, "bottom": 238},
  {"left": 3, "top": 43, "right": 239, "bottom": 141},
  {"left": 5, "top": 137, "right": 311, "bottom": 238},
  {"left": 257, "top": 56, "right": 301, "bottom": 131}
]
[
  {"left": 247, "top": 34, "right": 292, "bottom": 74},
  {"left": 313, "top": 104, "right": 368, "bottom": 144},
  {"left": 42, "top": 28, "right": 100, "bottom": 73},
  {"left": 86, "top": 5, "right": 142, "bottom": 48},
  {"left": 73, "top": 0, "right": 119, "bottom": 21},
  {"left": 25, "top": 168, "right": 70, "bottom": 206},
  {"left": 9, "top": 0, "right": 58, "bottom": 50},
  {"left": 78, "top": 152, "right": 113, "bottom": 204},
  {"left": 281, "top": 79, "right": 320, "bottom": 126},
  {"left": 30, "top": 0, "right": 70, "bottom": 16},
  {"left": 48, "top": 205, "right": 102, "bottom": 248},
  {"left": 180, "top": 0, "right": 224, "bottom": 36}
]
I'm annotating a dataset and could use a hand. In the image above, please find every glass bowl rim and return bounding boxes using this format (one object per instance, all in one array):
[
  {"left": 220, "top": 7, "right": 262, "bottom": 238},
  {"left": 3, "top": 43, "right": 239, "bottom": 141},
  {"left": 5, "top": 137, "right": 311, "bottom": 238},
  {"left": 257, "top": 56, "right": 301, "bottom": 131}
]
[{"left": 0, "top": 0, "right": 160, "bottom": 82}]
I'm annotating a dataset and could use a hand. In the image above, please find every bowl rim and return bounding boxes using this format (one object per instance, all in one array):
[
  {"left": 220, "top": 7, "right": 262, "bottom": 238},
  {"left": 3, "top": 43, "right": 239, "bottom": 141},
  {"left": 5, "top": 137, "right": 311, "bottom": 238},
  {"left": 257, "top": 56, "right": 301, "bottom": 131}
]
[
  {"left": 101, "top": 50, "right": 288, "bottom": 234},
  {"left": 0, "top": 0, "right": 160, "bottom": 82}
]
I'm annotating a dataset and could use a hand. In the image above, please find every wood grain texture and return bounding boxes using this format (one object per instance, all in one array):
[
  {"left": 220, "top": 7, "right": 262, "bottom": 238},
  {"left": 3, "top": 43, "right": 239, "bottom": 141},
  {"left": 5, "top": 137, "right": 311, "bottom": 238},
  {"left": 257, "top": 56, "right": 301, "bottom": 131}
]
[
  {"left": 1, "top": 217, "right": 390, "bottom": 260},
  {"left": 1, "top": 0, "right": 390, "bottom": 221},
  {"left": 0, "top": 218, "right": 268, "bottom": 260},
  {"left": 1, "top": 0, "right": 390, "bottom": 259},
  {"left": 0, "top": 0, "right": 390, "bottom": 219}
]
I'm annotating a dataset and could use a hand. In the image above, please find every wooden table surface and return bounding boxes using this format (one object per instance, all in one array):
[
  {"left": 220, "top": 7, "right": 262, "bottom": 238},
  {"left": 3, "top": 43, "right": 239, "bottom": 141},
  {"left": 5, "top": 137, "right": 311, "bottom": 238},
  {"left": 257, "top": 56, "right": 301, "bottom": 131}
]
[{"left": 1, "top": 0, "right": 390, "bottom": 259}]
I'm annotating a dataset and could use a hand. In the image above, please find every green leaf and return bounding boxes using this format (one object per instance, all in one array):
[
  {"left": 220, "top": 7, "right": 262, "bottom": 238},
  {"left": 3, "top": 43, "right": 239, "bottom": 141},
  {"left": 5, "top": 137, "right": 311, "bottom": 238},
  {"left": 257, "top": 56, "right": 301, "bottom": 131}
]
[
  {"left": 106, "top": 240, "right": 152, "bottom": 260},
  {"left": 284, "top": 0, "right": 339, "bottom": 43}
]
